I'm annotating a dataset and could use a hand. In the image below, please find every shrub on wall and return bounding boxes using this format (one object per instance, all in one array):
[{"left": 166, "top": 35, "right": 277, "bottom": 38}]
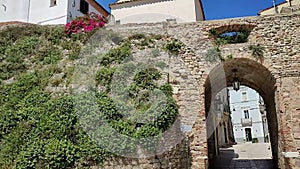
[
  {"left": 0, "top": 24, "right": 179, "bottom": 168},
  {"left": 0, "top": 24, "right": 112, "bottom": 168},
  {"left": 65, "top": 12, "right": 107, "bottom": 36},
  {"left": 205, "top": 47, "right": 223, "bottom": 62},
  {"left": 208, "top": 28, "right": 250, "bottom": 45},
  {"left": 164, "top": 39, "right": 184, "bottom": 54},
  {"left": 248, "top": 44, "right": 265, "bottom": 62}
]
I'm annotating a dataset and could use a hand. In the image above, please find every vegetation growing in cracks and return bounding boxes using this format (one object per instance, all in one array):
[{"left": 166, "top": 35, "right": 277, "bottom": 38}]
[
  {"left": 205, "top": 47, "right": 223, "bottom": 62},
  {"left": 164, "top": 39, "right": 184, "bottom": 54},
  {"left": 206, "top": 27, "right": 251, "bottom": 63},
  {"left": 95, "top": 34, "right": 179, "bottom": 155},
  {"left": 248, "top": 44, "right": 265, "bottom": 62},
  {"left": 209, "top": 28, "right": 250, "bottom": 45},
  {"left": 0, "top": 24, "right": 178, "bottom": 168}
]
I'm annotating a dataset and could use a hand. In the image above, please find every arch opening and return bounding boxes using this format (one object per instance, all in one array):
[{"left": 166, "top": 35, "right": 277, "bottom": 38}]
[{"left": 204, "top": 58, "right": 279, "bottom": 169}]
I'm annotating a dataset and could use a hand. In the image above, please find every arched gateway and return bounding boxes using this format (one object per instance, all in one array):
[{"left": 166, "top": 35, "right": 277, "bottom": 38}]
[{"left": 204, "top": 58, "right": 279, "bottom": 168}]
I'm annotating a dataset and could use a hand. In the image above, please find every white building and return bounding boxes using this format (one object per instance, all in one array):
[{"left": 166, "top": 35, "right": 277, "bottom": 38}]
[
  {"left": 229, "top": 86, "right": 269, "bottom": 143},
  {"left": 258, "top": 0, "right": 300, "bottom": 15},
  {"left": 109, "top": 0, "right": 205, "bottom": 24},
  {"left": 0, "top": 0, "right": 109, "bottom": 25}
]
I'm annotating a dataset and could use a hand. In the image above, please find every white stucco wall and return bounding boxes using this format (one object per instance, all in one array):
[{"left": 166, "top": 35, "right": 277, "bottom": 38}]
[
  {"left": 29, "top": 0, "right": 68, "bottom": 25},
  {"left": 0, "top": 0, "right": 103, "bottom": 25},
  {"left": 259, "top": 0, "right": 300, "bottom": 15},
  {"left": 0, "top": 0, "right": 68, "bottom": 24},
  {"left": 110, "top": 0, "right": 204, "bottom": 24},
  {"left": 0, "top": 0, "right": 30, "bottom": 22}
]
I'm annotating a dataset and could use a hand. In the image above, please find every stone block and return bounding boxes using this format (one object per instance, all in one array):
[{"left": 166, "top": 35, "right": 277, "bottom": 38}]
[
  {"left": 295, "top": 158, "right": 300, "bottom": 168},
  {"left": 294, "top": 133, "right": 300, "bottom": 139}
]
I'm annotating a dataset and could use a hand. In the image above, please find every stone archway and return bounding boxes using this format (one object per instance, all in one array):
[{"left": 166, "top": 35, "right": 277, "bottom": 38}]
[{"left": 204, "top": 58, "right": 279, "bottom": 169}]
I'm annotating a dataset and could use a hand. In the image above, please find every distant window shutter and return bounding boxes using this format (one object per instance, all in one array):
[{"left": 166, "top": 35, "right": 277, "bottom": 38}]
[
  {"left": 50, "top": 0, "right": 57, "bottom": 7},
  {"left": 241, "top": 92, "right": 247, "bottom": 101},
  {"left": 80, "top": 0, "right": 89, "bottom": 14}
]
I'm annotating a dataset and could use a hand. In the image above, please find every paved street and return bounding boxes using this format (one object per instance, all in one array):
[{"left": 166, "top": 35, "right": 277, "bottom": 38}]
[{"left": 214, "top": 142, "right": 273, "bottom": 169}]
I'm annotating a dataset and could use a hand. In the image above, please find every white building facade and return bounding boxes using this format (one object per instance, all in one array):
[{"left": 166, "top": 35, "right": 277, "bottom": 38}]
[
  {"left": 258, "top": 0, "right": 300, "bottom": 15},
  {"left": 110, "top": 0, "right": 205, "bottom": 24},
  {"left": 229, "top": 86, "right": 269, "bottom": 143},
  {"left": 0, "top": 0, "right": 109, "bottom": 25}
]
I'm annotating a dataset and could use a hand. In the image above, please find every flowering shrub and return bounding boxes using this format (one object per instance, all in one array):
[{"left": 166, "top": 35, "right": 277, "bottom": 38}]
[{"left": 65, "top": 12, "right": 107, "bottom": 35}]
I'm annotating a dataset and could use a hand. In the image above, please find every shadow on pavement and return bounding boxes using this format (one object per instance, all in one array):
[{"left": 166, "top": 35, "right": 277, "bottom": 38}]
[{"left": 213, "top": 148, "right": 273, "bottom": 169}]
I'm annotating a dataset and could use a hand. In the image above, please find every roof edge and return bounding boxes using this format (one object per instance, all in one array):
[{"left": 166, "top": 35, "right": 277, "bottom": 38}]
[
  {"left": 86, "top": 0, "right": 110, "bottom": 16},
  {"left": 258, "top": 0, "right": 289, "bottom": 14},
  {"left": 110, "top": 0, "right": 142, "bottom": 7}
]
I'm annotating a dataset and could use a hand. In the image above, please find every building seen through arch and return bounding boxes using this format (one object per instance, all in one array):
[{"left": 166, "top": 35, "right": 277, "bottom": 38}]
[
  {"left": 229, "top": 86, "right": 269, "bottom": 144},
  {"left": 211, "top": 86, "right": 273, "bottom": 169}
]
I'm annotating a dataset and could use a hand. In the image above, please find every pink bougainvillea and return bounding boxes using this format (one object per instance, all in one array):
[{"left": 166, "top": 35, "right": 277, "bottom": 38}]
[{"left": 65, "top": 12, "right": 107, "bottom": 36}]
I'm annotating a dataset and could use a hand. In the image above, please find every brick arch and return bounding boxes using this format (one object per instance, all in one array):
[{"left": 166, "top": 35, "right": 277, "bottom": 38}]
[{"left": 204, "top": 58, "right": 279, "bottom": 169}]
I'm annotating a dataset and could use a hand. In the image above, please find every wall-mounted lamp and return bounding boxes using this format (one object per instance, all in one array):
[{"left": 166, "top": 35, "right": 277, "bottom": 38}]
[{"left": 232, "top": 68, "right": 240, "bottom": 91}]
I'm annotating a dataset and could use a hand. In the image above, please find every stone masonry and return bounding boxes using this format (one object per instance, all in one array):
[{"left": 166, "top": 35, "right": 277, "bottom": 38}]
[{"left": 99, "top": 13, "right": 300, "bottom": 169}]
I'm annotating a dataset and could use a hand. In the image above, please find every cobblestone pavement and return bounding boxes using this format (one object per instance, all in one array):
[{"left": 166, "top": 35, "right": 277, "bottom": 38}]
[{"left": 214, "top": 142, "right": 274, "bottom": 169}]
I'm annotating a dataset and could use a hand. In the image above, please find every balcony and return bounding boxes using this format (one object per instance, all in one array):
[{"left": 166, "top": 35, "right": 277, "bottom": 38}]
[{"left": 241, "top": 118, "right": 252, "bottom": 127}]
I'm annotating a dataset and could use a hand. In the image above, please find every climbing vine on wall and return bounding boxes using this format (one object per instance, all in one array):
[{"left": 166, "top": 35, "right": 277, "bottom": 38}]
[
  {"left": 95, "top": 34, "right": 179, "bottom": 143},
  {"left": 0, "top": 23, "right": 179, "bottom": 168}
]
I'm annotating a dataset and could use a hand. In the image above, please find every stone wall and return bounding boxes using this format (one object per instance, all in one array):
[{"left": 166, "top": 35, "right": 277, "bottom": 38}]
[
  {"left": 102, "top": 13, "right": 300, "bottom": 169},
  {"left": 97, "top": 138, "right": 194, "bottom": 169}
]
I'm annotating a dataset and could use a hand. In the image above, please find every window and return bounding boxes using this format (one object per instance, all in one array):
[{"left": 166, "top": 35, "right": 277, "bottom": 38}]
[
  {"left": 244, "top": 110, "right": 249, "bottom": 119},
  {"left": 50, "top": 0, "right": 57, "bottom": 7},
  {"left": 79, "top": 0, "right": 89, "bottom": 14},
  {"left": 241, "top": 92, "right": 247, "bottom": 101}
]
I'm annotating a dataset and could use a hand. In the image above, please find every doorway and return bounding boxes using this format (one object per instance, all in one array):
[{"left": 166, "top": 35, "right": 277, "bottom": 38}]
[{"left": 245, "top": 128, "right": 252, "bottom": 142}]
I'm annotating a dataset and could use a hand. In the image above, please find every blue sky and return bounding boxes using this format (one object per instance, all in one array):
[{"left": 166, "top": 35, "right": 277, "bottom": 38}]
[{"left": 97, "top": 0, "right": 286, "bottom": 20}]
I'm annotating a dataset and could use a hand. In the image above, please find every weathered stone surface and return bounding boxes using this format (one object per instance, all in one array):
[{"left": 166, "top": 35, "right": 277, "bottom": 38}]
[{"left": 97, "top": 13, "right": 300, "bottom": 169}]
